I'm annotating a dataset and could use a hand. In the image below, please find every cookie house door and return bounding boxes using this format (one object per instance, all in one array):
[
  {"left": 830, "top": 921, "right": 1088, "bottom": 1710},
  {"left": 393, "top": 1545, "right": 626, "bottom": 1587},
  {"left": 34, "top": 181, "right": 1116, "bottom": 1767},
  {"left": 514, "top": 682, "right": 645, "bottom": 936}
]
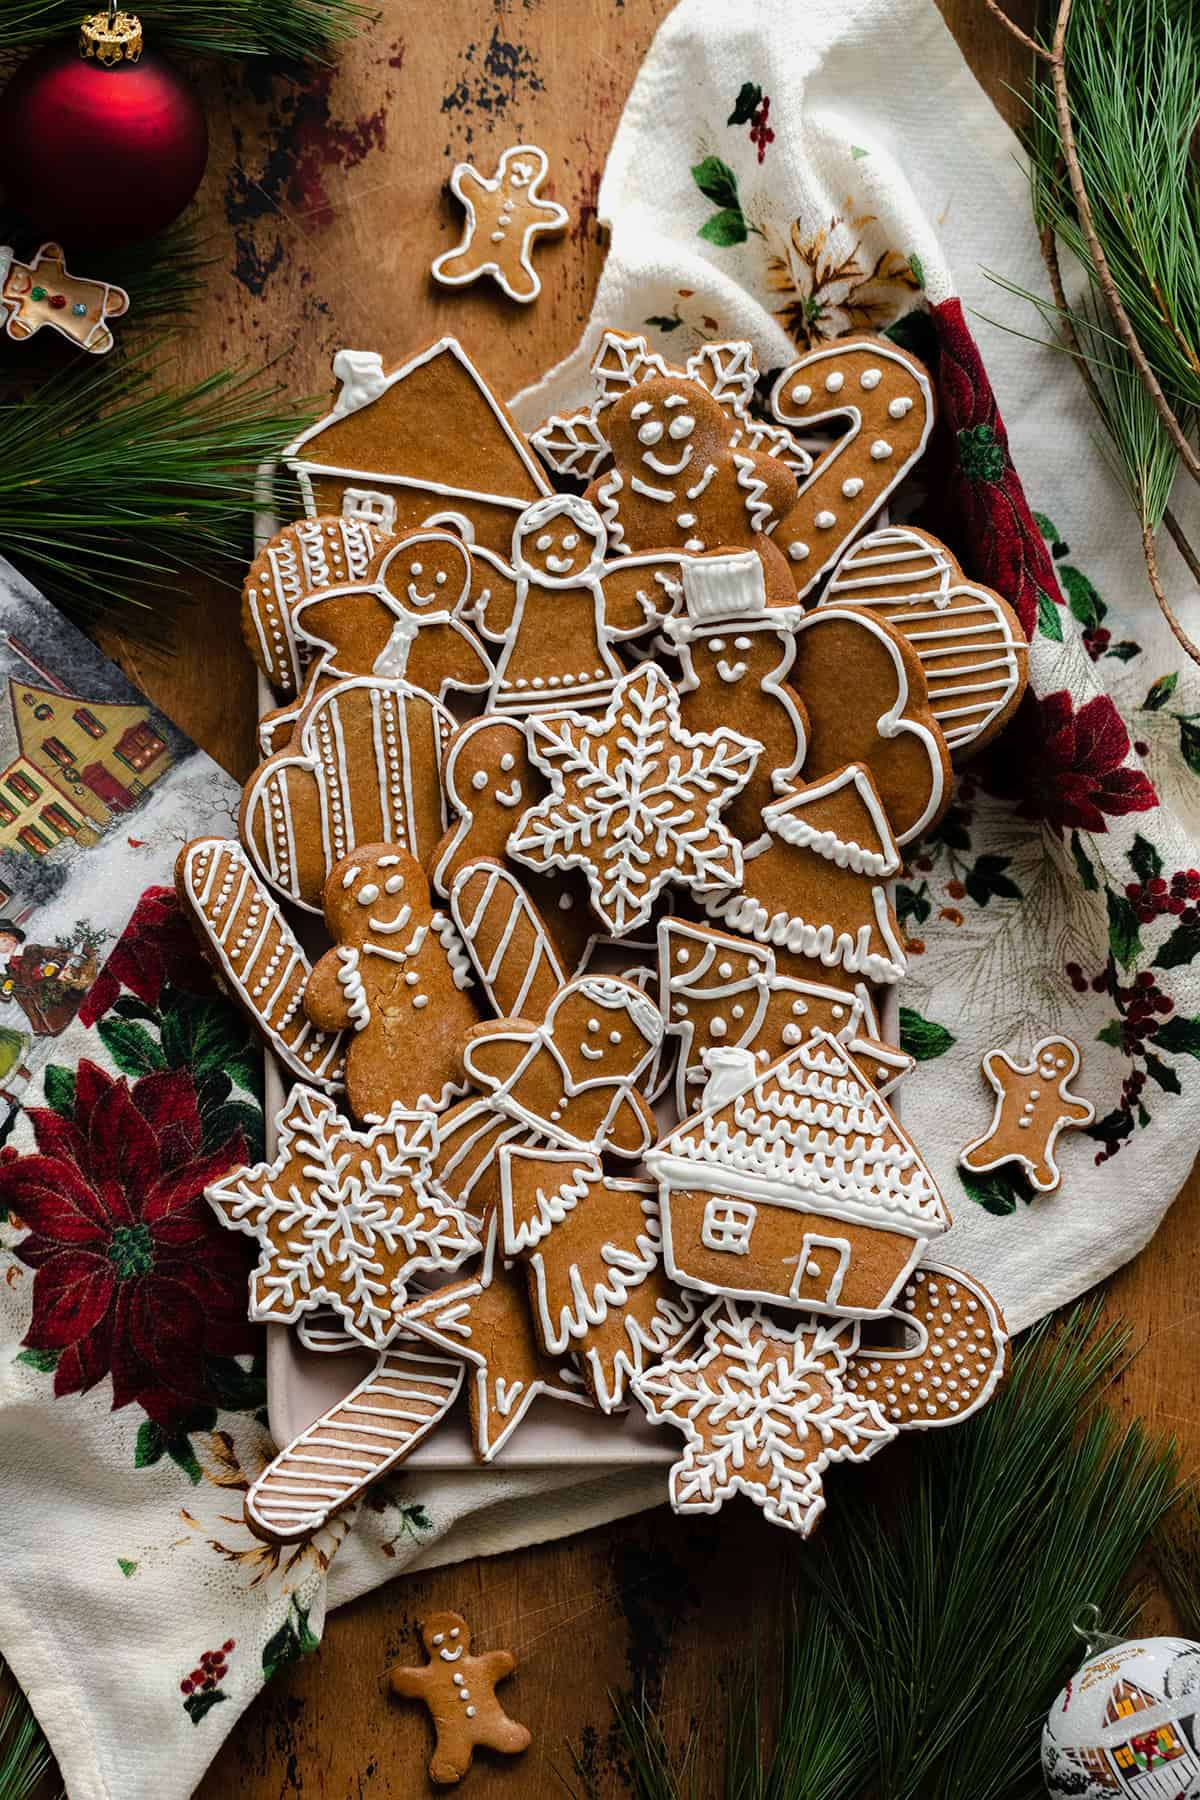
[{"left": 786, "top": 1234, "right": 851, "bottom": 1306}]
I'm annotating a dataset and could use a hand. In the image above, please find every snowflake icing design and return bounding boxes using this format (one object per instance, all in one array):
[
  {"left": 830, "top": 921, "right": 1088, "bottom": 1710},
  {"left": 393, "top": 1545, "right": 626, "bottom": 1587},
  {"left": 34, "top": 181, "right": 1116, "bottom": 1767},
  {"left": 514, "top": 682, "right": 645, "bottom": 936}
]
[
  {"left": 632, "top": 1305, "right": 896, "bottom": 1534},
  {"left": 206, "top": 1086, "right": 479, "bottom": 1349},
  {"left": 509, "top": 664, "right": 760, "bottom": 934}
]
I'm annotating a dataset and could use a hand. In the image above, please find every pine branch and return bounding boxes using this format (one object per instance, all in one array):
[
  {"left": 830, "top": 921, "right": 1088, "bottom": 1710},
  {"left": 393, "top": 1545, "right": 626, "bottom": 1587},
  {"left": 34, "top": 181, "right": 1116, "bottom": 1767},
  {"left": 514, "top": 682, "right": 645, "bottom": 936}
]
[
  {"left": 0, "top": 1667, "right": 52, "bottom": 1800},
  {"left": 0, "top": 338, "right": 310, "bottom": 640},
  {"left": 0, "top": 1, "right": 376, "bottom": 60}
]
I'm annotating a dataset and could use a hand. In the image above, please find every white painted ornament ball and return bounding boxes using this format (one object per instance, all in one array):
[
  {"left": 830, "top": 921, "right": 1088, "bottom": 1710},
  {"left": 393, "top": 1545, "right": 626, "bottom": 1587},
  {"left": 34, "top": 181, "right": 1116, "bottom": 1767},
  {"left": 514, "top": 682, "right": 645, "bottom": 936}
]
[{"left": 1042, "top": 1635, "right": 1200, "bottom": 1797}]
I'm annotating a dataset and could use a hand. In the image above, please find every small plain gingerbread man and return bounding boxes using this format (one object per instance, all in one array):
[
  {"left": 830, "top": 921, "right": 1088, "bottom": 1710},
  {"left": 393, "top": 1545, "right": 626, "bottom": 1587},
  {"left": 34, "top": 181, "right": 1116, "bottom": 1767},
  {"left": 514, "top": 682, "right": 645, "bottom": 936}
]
[
  {"left": 432, "top": 143, "right": 567, "bottom": 303},
  {"left": 388, "top": 1610, "right": 531, "bottom": 1787},
  {"left": 959, "top": 1034, "right": 1094, "bottom": 1194}
]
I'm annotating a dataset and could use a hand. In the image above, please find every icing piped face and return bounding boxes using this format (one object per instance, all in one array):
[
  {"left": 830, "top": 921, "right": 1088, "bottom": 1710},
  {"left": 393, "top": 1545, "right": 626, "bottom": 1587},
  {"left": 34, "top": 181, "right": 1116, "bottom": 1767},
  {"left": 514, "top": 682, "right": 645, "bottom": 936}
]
[
  {"left": 547, "top": 984, "right": 663, "bottom": 1084},
  {"left": 451, "top": 719, "right": 536, "bottom": 819},
  {"left": 684, "top": 627, "right": 787, "bottom": 692},
  {"left": 513, "top": 500, "right": 604, "bottom": 584},
  {"left": 379, "top": 533, "right": 471, "bottom": 614},
  {"left": 502, "top": 146, "right": 544, "bottom": 193},
  {"left": 423, "top": 1613, "right": 469, "bottom": 1659},
  {"left": 609, "top": 376, "right": 725, "bottom": 485},
  {"left": 327, "top": 846, "right": 427, "bottom": 941}
]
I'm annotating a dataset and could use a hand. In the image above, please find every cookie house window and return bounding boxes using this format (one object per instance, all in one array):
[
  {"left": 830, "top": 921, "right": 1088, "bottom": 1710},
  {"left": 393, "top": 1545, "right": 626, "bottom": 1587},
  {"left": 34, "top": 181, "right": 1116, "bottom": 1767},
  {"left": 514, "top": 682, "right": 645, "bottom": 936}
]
[
  {"left": 700, "top": 1197, "right": 756, "bottom": 1255},
  {"left": 342, "top": 488, "right": 397, "bottom": 531},
  {"left": 6, "top": 771, "right": 40, "bottom": 805},
  {"left": 73, "top": 707, "right": 104, "bottom": 740}
]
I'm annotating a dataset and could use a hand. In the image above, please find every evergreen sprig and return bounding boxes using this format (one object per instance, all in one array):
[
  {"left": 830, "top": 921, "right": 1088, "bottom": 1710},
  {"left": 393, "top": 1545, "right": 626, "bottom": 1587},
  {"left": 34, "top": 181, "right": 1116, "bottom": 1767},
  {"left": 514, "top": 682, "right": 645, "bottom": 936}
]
[
  {"left": 0, "top": 1, "right": 376, "bottom": 61},
  {"left": 571, "top": 1304, "right": 1177, "bottom": 1800},
  {"left": 0, "top": 1668, "right": 52, "bottom": 1800},
  {"left": 0, "top": 339, "right": 309, "bottom": 636}
]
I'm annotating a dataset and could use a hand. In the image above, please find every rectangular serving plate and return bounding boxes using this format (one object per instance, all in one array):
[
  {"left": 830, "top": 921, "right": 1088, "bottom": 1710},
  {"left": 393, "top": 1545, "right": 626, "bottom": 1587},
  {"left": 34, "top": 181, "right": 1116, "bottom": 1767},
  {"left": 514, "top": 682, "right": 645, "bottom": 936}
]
[{"left": 253, "top": 480, "right": 899, "bottom": 1469}]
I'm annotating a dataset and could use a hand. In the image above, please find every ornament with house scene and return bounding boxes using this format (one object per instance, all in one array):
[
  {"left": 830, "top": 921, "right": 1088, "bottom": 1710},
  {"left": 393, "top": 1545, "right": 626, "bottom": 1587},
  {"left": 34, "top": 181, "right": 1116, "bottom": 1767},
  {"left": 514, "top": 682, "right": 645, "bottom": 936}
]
[
  {"left": 632, "top": 1301, "right": 897, "bottom": 1536},
  {"left": 497, "top": 1143, "right": 698, "bottom": 1411},
  {"left": 282, "top": 339, "right": 553, "bottom": 558},
  {"left": 509, "top": 662, "right": 760, "bottom": 936},
  {"left": 703, "top": 762, "right": 906, "bottom": 985},
  {"left": 645, "top": 1032, "right": 949, "bottom": 1316},
  {"left": 1043, "top": 1636, "right": 1200, "bottom": 1800}
]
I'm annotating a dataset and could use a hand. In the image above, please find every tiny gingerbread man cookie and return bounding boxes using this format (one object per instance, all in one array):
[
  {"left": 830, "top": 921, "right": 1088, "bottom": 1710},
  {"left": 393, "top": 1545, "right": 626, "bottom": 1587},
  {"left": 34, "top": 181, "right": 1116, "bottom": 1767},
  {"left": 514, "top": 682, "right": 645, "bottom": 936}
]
[
  {"left": 432, "top": 143, "right": 567, "bottom": 303},
  {"left": 388, "top": 1610, "right": 531, "bottom": 1787},
  {"left": 0, "top": 241, "right": 129, "bottom": 354},
  {"left": 959, "top": 1035, "right": 1094, "bottom": 1194}
]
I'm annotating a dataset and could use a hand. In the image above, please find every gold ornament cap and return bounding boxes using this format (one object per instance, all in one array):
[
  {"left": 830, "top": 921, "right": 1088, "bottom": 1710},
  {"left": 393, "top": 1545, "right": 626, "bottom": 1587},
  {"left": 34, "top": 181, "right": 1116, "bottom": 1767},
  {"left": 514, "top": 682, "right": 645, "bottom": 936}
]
[{"left": 79, "top": 7, "right": 143, "bottom": 66}]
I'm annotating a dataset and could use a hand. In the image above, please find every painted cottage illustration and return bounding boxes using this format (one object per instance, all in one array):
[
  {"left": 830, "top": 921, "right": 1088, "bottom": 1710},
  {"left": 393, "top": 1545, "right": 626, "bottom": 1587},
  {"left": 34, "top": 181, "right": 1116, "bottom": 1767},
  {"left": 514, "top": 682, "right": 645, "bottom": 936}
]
[
  {"left": 282, "top": 338, "right": 553, "bottom": 556},
  {"left": 1069, "top": 1678, "right": 1200, "bottom": 1798},
  {"left": 645, "top": 1030, "right": 948, "bottom": 1315}
]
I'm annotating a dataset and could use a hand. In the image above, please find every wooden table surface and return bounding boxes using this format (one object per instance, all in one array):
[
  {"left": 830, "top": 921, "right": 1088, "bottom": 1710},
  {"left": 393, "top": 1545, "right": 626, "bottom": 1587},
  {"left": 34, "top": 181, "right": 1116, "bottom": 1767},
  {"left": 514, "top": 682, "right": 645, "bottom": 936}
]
[{"left": 79, "top": 1, "right": 1200, "bottom": 1792}]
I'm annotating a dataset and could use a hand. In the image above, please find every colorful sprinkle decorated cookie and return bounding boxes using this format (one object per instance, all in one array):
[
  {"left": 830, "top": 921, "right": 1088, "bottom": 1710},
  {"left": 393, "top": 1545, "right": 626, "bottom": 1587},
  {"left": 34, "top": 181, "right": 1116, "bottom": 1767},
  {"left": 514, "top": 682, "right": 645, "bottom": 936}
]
[
  {"left": 432, "top": 143, "right": 568, "bottom": 304},
  {"left": 388, "top": 1609, "right": 532, "bottom": 1786},
  {"left": 1, "top": 241, "right": 128, "bottom": 354},
  {"left": 959, "top": 1035, "right": 1094, "bottom": 1194}
]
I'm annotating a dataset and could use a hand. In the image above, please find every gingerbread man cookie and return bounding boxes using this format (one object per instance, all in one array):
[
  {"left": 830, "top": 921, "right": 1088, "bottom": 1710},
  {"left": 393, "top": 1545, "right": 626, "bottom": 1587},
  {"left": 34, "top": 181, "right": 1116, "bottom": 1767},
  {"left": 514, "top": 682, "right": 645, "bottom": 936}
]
[
  {"left": 389, "top": 1610, "right": 531, "bottom": 1785},
  {"left": 432, "top": 142, "right": 568, "bottom": 303},
  {"left": 303, "top": 844, "right": 479, "bottom": 1119},
  {"left": 0, "top": 242, "right": 128, "bottom": 354},
  {"left": 959, "top": 1035, "right": 1093, "bottom": 1194}
]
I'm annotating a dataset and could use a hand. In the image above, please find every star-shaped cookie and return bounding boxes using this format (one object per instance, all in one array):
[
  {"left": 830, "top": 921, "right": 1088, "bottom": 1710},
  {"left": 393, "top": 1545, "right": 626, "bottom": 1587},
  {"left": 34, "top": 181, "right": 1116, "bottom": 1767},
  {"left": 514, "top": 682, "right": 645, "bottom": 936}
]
[
  {"left": 394, "top": 1211, "right": 593, "bottom": 1460},
  {"left": 509, "top": 663, "right": 759, "bottom": 934},
  {"left": 206, "top": 1085, "right": 479, "bottom": 1348}
]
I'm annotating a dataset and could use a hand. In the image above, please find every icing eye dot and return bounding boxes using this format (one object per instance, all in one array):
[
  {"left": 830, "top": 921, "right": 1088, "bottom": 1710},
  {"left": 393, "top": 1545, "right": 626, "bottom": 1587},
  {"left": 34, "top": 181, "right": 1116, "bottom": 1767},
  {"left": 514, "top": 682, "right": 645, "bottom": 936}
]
[
  {"left": 668, "top": 414, "right": 695, "bottom": 440},
  {"left": 500, "top": 752, "right": 515, "bottom": 772},
  {"left": 609, "top": 1029, "right": 622, "bottom": 1044},
  {"left": 536, "top": 532, "right": 553, "bottom": 551},
  {"left": 435, "top": 570, "right": 447, "bottom": 585},
  {"left": 356, "top": 883, "right": 379, "bottom": 904},
  {"left": 432, "top": 1633, "right": 444, "bottom": 1646},
  {"left": 709, "top": 637, "right": 725, "bottom": 652},
  {"left": 450, "top": 1628, "right": 460, "bottom": 1638},
  {"left": 384, "top": 874, "right": 405, "bottom": 894},
  {"left": 471, "top": 770, "right": 489, "bottom": 791},
  {"left": 562, "top": 533, "right": 579, "bottom": 550},
  {"left": 409, "top": 562, "right": 423, "bottom": 576},
  {"left": 637, "top": 420, "right": 664, "bottom": 445},
  {"left": 630, "top": 400, "right": 651, "bottom": 420},
  {"left": 587, "top": 1018, "right": 600, "bottom": 1033},
  {"left": 734, "top": 636, "right": 752, "bottom": 650}
]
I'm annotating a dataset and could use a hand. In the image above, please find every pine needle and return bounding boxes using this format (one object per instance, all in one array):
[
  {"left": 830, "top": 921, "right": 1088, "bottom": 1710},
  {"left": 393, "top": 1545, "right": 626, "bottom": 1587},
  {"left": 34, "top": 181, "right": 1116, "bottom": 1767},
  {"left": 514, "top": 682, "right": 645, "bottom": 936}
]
[
  {"left": 1155, "top": 1488, "right": 1200, "bottom": 1639},
  {"left": 0, "top": 1668, "right": 52, "bottom": 1800},
  {"left": 0, "top": 337, "right": 310, "bottom": 638},
  {"left": 0, "top": 1, "right": 376, "bottom": 60}
]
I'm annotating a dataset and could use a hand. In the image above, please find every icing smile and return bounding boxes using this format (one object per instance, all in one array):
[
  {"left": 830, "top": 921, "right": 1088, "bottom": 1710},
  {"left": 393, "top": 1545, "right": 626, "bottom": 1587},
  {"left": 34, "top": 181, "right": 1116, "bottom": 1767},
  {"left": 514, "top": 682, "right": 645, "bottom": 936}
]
[
  {"left": 367, "top": 903, "right": 412, "bottom": 935},
  {"left": 642, "top": 446, "right": 693, "bottom": 477},
  {"left": 580, "top": 1042, "right": 604, "bottom": 1061},
  {"left": 438, "top": 1646, "right": 464, "bottom": 1663},
  {"left": 495, "top": 781, "right": 522, "bottom": 808},
  {"left": 407, "top": 584, "right": 438, "bottom": 607},
  {"left": 543, "top": 553, "right": 575, "bottom": 574},
  {"left": 716, "top": 659, "right": 748, "bottom": 682}
]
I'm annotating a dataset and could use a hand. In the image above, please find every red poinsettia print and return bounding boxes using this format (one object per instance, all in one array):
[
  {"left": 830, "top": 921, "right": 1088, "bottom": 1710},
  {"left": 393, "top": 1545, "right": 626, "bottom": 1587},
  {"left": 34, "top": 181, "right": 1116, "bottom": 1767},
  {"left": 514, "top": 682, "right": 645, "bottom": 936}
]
[
  {"left": 929, "top": 298, "right": 1063, "bottom": 639},
  {"left": 986, "top": 690, "right": 1157, "bottom": 834},
  {"left": 0, "top": 1059, "right": 255, "bottom": 1429},
  {"left": 79, "top": 885, "right": 212, "bottom": 1028}
]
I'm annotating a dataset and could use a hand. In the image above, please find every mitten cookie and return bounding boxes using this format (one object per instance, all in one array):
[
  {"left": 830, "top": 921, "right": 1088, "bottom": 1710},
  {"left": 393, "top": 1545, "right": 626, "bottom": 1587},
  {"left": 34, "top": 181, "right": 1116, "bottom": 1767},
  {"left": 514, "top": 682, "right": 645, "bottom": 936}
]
[
  {"left": 304, "top": 844, "right": 479, "bottom": 1118},
  {"left": 388, "top": 1610, "right": 531, "bottom": 1785},
  {"left": 241, "top": 515, "right": 392, "bottom": 696}
]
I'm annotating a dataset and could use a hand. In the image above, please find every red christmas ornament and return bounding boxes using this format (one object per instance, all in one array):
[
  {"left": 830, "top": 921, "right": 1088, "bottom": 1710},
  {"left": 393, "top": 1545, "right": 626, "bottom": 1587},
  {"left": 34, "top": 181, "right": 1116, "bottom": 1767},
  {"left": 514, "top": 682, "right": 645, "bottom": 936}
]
[{"left": 0, "top": 8, "right": 208, "bottom": 250}]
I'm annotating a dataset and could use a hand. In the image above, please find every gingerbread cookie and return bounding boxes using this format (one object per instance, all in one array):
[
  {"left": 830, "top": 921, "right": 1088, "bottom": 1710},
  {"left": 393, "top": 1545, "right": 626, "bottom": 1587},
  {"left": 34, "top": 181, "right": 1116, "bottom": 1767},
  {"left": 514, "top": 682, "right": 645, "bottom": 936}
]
[
  {"left": 584, "top": 331, "right": 798, "bottom": 604},
  {"left": 246, "top": 1341, "right": 464, "bottom": 1542},
  {"left": 448, "top": 860, "right": 565, "bottom": 1022},
  {"left": 657, "top": 916, "right": 881, "bottom": 1115},
  {"left": 665, "top": 550, "right": 807, "bottom": 840},
  {"left": 175, "top": 837, "right": 346, "bottom": 1092},
  {"left": 396, "top": 1211, "right": 592, "bottom": 1461},
  {"left": 769, "top": 335, "right": 935, "bottom": 599},
  {"left": 303, "top": 845, "right": 479, "bottom": 1119},
  {"left": 206, "top": 1085, "right": 479, "bottom": 1346},
  {"left": 646, "top": 1033, "right": 948, "bottom": 1315},
  {"left": 704, "top": 763, "right": 907, "bottom": 985},
  {"left": 389, "top": 1610, "right": 531, "bottom": 1786},
  {"left": 470, "top": 494, "right": 678, "bottom": 712},
  {"left": 824, "top": 526, "right": 1027, "bottom": 758},
  {"left": 959, "top": 1035, "right": 1093, "bottom": 1194},
  {"left": 1, "top": 241, "right": 128, "bottom": 354},
  {"left": 510, "top": 663, "right": 760, "bottom": 935},
  {"left": 241, "top": 673, "right": 453, "bottom": 913},
  {"left": 431, "top": 713, "right": 595, "bottom": 976},
  {"left": 283, "top": 339, "right": 553, "bottom": 559},
  {"left": 432, "top": 142, "right": 567, "bottom": 304},
  {"left": 789, "top": 604, "right": 951, "bottom": 845},
  {"left": 632, "top": 1302, "right": 896, "bottom": 1536},
  {"left": 241, "top": 515, "right": 392, "bottom": 696},
  {"left": 844, "top": 1263, "right": 1008, "bottom": 1429}
]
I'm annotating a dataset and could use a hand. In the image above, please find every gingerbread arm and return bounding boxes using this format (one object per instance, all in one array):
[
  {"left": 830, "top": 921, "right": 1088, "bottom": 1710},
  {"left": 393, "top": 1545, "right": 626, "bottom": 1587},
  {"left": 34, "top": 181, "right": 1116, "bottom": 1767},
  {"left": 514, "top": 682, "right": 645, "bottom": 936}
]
[
  {"left": 465, "top": 548, "right": 522, "bottom": 640},
  {"left": 979, "top": 1047, "right": 1017, "bottom": 1095},
  {"left": 599, "top": 556, "right": 683, "bottom": 637},
  {"left": 477, "top": 1648, "right": 516, "bottom": 1682},
  {"left": 604, "top": 1088, "right": 656, "bottom": 1159},
  {"left": 451, "top": 164, "right": 492, "bottom": 208},
  {"left": 303, "top": 947, "right": 358, "bottom": 1032},
  {"left": 389, "top": 1663, "right": 432, "bottom": 1701}
]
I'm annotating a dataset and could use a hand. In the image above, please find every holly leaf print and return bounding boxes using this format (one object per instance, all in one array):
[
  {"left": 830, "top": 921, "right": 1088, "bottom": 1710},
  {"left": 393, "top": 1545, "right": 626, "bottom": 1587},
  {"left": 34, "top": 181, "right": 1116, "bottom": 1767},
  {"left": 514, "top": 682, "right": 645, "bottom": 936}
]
[
  {"left": 42, "top": 1063, "right": 75, "bottom": 1119},
  {"left": 1155, "top": 922, "right": 1200, "bottom": 970},
  {"left": 898, "top": 1007, "right": 956, "bottom": 1061},
  {"left": 1037, "top": 590, "right": 1064, "bottom": 643},
  {"left": 1142, "top": 1050, "right": 1182, "bottom": 1094},
  {"left": 895, "top": 882, "right": 931, "bottom": 926},
  {"left": 1070, "top": 830, "right": 1099, "bottom": 893},
  {"left": 97, "top": 1016, "right": 166, "bottom": 1077},
  {"left": 727, "top": 82, "right": 763, "bottom": 126},
  {"left": 1154, "top": 1015, "right": 1200, "bottom": 1060},
  {"left": 1142, "top": 672, "right": 1179, "bottom": 711},
  {"left": 1179, "top": 718, "right": 1200, "bottom": 777},
  {"left": 699, "top": 210, "right": 749, "bottom": 246},
  {"left": 964, "top": 853, "right": 1021, "bottom": 907},
  {"left": 645, "top": 314, "right": 683, "bottom": 334},
  {"left": 959, "top": 1164, "right": 1036, "bottom": 1215},
  {"left": 1059, "top": 564, "right": 1105, "bottom": 631},
  {"left": 691, "top": 156, "right": 740, "bottom": 209},
  {"left": 1106, "top": 888, "right": 1142, "bottom": 971},
  {"left": 1128, "top": 834, "right": 1163, "bottom": 885}
]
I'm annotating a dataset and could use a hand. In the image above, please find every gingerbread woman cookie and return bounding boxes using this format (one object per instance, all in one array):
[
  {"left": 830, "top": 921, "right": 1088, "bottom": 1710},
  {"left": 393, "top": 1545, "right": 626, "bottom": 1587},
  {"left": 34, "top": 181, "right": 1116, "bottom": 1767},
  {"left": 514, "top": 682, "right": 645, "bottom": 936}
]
[
  {"left": 432, "top": 142, "right": 568, "bottom": 303},
  {"left": 389, "top": 1610, "right": 531, "bottom": 1786},
  {"left": 0, "top": 241, "right": 128, "bottom": 354},
  {"left": 303, "top": 844, "right": 479, "bottom": 1119},
  {"left": 959, "top": 1035, "right": 1093, "bottom": 1194}
]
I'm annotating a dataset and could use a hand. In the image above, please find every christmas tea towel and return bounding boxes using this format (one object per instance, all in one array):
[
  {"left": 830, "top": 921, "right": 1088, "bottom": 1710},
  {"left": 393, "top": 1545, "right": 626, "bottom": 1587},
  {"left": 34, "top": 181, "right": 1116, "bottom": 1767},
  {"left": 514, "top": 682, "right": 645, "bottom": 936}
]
[{"left": 511, "top": 0, "right": 1200, "bottom": 1337}]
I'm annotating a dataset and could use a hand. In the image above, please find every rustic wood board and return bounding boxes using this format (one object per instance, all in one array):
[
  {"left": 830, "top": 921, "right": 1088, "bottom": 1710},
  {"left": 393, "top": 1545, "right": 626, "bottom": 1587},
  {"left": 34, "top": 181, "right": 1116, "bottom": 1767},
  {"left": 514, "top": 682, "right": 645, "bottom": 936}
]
[{"left": 65, "top": 0, "right": 1198, "bottom": 1793}]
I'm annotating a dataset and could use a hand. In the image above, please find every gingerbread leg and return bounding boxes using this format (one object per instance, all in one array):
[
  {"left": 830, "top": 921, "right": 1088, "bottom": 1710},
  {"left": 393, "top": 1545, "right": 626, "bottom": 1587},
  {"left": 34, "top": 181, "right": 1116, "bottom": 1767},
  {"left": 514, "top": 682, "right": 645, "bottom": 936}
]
[
  {"left": 429, "top": 1739, "right": 473, "bottom": 1787},
  {"left": 477, "top": 1715, "right": 532, "bottom": 1756}
]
